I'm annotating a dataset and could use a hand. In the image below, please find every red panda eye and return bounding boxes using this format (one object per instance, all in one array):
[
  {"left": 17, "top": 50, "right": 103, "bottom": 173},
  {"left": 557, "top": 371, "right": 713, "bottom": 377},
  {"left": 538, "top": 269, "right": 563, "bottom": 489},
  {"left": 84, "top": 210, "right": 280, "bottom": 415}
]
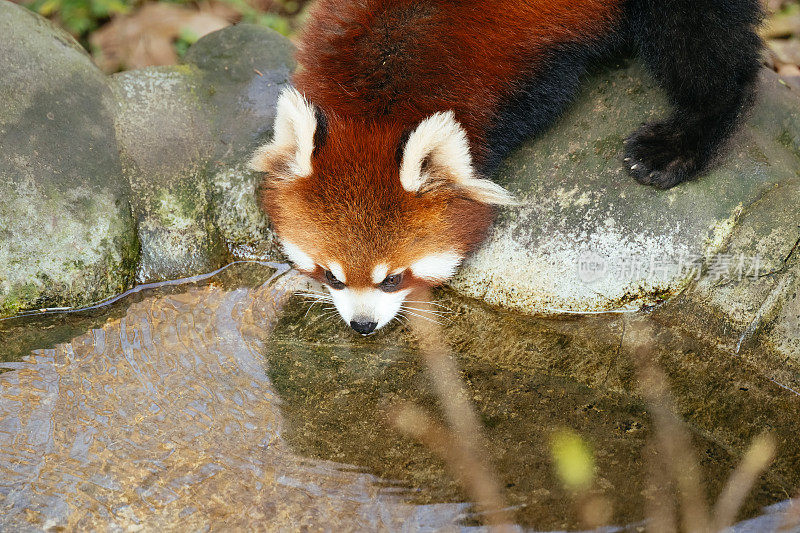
[
  {"left": 324, "top": 270, "right": 345, "bottom": 289},
  {"left": 379, "top": 272, "right": 403, "bottom": 292}
]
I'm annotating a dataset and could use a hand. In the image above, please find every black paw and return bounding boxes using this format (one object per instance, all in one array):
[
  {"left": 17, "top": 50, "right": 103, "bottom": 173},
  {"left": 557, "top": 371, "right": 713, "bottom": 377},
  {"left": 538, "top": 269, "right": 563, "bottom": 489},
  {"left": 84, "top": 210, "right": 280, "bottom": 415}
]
[{"left": 623, "top": 122, "right": 702, "bottom": 189}]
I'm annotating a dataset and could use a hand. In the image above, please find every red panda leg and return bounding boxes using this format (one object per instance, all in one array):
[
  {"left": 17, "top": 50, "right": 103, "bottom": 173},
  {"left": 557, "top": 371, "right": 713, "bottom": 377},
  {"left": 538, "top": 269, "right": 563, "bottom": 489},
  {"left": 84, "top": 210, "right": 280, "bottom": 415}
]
[
  {"left": 624, "top": 0, "right": 762, "bottom": 189},
  {"left": 483, "top": 41, "right": 622, "bottom": 175}
]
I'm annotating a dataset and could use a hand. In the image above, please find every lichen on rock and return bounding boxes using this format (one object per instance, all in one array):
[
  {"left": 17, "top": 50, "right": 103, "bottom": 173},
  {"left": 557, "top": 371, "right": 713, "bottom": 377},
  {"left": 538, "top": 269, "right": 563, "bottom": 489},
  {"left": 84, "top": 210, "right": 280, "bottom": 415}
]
[{"left": 0, "top": 1, "right": 138, "bottom": 315}]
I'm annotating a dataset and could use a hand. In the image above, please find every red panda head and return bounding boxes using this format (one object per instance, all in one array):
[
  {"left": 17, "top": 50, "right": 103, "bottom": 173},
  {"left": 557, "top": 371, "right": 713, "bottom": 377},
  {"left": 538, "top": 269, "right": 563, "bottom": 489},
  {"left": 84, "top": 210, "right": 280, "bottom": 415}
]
[{"left": 250, "top": 88, "right": 515, "bottom": 334}]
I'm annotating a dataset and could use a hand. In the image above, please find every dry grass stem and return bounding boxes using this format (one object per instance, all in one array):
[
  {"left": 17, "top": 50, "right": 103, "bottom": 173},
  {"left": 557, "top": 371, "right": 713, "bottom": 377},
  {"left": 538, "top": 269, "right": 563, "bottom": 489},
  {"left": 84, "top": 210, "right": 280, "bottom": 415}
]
[
  {"left": 625, "top": 316, "right": 713, "bottom": 533},
  {"left": 712, "top": 432, "right": 777, "bottom": 530},
  {"left": 623, "top": 316, "right": 782, "bottom": 533},
  {"left": 389, "top": 403, "right": 514, "bottom": 532},
  {"left": 398, "top": 291, "right": 514, "bottom": 531},
  {"left": 778, "top": 493, "right": 800, "bottom": 532}
]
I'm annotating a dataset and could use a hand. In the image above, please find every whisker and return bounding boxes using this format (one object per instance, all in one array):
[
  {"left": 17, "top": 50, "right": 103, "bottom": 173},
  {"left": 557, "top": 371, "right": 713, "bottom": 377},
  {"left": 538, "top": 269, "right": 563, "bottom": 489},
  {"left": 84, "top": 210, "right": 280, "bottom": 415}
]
[
  {"left": 405, "top": 314, "right": 440, "bottom": 325},
  {"left": 304, "top": 300, "right": 325, "bottom": 319},
  {"left": 300, "top": 298, "right": 333, "bottom": 306},
  {"left": 400, "top": 305, "right": 453, "bottom": 317},
  {"left": 401, "top": 309, "right": 442, "bottom": 325},
  {"left": 298, "top": 290, "right": 335, "bottom": 320},
  {"left": 298, "top": 291, "right": 331, "bottom": 298},
  {"left": 401, "top": 305, "right": 451, "bottom": 315},
  {"left": 405, "top": 312, "right": 452, "bottom": 325},
  {"left": 300, "top": 297, "right": 333, "bottom": 305},
  {"left": 298, "top": 292, "right": 332, "bottom": 301},
  {"left": 403, "top": 300, "right": 452, "bottom": 309}
]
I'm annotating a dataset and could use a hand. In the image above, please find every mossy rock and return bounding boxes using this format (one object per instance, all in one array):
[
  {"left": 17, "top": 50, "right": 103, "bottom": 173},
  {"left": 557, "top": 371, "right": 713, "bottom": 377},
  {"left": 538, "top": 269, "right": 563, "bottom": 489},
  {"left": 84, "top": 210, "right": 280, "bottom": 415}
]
[
  {"left": 0, "top": 1, "right": 138, "bottom": 316},
  {"left": 453, "top": 64, "right": 800, "bottom": 320},
  {"left": 0, "top": 10, "right": 293, "bottom": 317}
]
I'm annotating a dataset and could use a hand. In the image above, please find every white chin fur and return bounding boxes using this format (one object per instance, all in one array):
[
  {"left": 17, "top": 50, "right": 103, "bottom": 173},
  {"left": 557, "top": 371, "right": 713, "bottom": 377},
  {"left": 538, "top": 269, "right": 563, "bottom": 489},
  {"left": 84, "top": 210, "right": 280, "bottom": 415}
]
[{"left": 328, "top": 287, "right": 411, "bottom": 330}]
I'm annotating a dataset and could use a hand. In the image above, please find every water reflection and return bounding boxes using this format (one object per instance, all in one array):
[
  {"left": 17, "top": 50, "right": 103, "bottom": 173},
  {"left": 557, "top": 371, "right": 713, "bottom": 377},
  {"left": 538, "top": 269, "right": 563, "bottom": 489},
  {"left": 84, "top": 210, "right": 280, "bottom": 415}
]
[
  {"left": 0, "top": 263, "right": 798, "bottom": 531},
  {"left": 267, "top": 291, "right": 800, "bottom": 530},
  {"left": 0, "top": 267, "right": 470, "bottom": 530}
]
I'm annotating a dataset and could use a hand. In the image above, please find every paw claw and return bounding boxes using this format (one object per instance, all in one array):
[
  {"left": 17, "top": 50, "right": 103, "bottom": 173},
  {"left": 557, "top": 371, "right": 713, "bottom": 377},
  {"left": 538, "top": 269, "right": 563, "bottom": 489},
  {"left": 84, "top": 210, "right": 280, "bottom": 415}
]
[{"left": 624, "top": 121, "right": 702, "bottom": 189}]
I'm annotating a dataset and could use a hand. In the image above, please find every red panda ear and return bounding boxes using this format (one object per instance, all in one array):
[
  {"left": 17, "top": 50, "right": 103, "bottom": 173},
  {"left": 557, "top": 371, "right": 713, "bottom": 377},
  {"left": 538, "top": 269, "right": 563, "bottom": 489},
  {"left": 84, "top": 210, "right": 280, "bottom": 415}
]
[
  {"left": 249, "top": 87, "right": 318, "bottom": 180},
  {"left": 399, "top": 111, "right": 517, "bottom": 206}
]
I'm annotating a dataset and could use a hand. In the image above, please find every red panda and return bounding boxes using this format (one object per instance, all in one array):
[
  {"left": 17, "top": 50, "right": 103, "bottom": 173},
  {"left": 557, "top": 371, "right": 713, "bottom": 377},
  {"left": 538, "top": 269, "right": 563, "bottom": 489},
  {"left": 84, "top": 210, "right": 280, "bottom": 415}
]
[{"left": 250, "top": 0, "right": 762, "bottom": 334}]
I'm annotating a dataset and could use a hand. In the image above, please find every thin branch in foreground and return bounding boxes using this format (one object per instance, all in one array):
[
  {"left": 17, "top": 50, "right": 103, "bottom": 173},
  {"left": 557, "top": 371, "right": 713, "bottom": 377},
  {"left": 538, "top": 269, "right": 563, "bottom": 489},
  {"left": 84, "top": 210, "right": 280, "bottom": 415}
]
[
  {"left": 644, "top": 440, "right": 678, "bottom": 533},
  {"left": 624, "top": 316, "right": 778, "bottom": 533},
  {"left": 712, "top": 432, "right": 776, "bottom": 531},
  {"left": 388, "top": 403, "right": 514, "bottom": 532},
  {"left": 397, "top": 290, "right": 514, "bottom": 531},
  {"left": 778, "top": 493, "right": 800, "bottom": 532},
  {"left": 625, "top": 316, "right": 713, "bottom": 533}
]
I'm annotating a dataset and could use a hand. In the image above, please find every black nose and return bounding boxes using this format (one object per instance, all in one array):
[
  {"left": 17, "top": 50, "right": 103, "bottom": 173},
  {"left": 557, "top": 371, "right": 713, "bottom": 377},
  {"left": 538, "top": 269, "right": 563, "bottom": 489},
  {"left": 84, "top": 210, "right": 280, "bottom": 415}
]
[{"left": 350, "top": 320, "right": 377, "bottom": 335}]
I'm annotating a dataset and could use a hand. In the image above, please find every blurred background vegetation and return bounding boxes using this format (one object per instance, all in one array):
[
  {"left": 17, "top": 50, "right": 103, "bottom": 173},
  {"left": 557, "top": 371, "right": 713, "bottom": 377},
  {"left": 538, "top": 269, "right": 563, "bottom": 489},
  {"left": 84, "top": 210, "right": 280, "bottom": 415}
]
[
  {"left": 12, "top": 0, "right": 311, "bottom": 72},
  {"left": 765, "top": 0, "right": 800, "bottom": 88},
  {"left": 10, "top": 0, "right": 800, "bottom": 85}
]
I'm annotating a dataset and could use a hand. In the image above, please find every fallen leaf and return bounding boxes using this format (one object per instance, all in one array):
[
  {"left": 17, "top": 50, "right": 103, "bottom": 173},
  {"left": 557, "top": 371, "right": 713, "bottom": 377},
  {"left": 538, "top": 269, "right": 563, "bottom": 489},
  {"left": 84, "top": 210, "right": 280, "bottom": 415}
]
[
  {"left": 767, "top": 38, "right": 800, "bottom": 66},
  {"left": 762, "top": 6, "right": 800, "bottom": 39},
  {"left": 777, "top": 63, "right": 800, "bottom": 90},
  {"left": 90, "top": 2, "right": 237, "bottom": 72}
]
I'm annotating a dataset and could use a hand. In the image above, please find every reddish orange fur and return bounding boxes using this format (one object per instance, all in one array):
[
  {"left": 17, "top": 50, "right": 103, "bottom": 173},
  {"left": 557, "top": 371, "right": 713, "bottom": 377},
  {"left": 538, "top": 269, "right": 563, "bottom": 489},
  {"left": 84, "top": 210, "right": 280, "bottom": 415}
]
[
  {"left": 294, "top": 0, "right": 622, "bottom": 161},
  {"left": 260, "top": 0, "right": 622, "bottom": 291},
  {"left": 261, "top": 116, "right": 493, "bottom": 287}
]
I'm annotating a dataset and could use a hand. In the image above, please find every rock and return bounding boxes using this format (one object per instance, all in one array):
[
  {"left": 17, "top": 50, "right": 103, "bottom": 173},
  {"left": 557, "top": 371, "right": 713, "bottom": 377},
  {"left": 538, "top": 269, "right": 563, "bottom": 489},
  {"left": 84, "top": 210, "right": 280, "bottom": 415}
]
[
  {"left": 452, "top": 64, "right": 800, "bottom": 333},
  {"left": 112, "top": 66, "right": 224, "bottom": 282},
  {"left": 0, "top": 9, "right": 292, "bottom": 317},
  {"left": 111, "top": 24, "right": 293, "bottom": 282},
  {"left": 450, "top": 63, "right": 800, "bottom": 360},
  {"left": 184, "top": 23, "right": 294, "bottom": 260},
  {"left": 0, "top": 2, "right": 138, "bottom": 316},
  {"left": 667, "top": 171, "right": 800, "bottom": 360}
]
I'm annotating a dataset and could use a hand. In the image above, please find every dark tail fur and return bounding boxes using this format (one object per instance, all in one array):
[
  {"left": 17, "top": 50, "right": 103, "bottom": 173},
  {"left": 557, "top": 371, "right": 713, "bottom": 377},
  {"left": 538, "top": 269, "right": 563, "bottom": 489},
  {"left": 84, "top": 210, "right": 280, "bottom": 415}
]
[
  {"left": 484, "top": 0, "right": 763, "bottom": 188},
  {"left": 623, "top": 0, "right": 763, "bottom": 188}
]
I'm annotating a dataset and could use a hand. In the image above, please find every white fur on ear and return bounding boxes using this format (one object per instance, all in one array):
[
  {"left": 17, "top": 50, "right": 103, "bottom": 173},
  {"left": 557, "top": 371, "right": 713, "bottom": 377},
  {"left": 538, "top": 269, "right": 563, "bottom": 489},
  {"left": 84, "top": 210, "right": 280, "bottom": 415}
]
[
  {"left": 399, "top": 111, "right": 517, "bottom": 206},
  {"left": 249, "top": 87, "right": 317, "bottom": 179},
  {"left": 410, "top": 251, "right": 463, "bottom": 282}
]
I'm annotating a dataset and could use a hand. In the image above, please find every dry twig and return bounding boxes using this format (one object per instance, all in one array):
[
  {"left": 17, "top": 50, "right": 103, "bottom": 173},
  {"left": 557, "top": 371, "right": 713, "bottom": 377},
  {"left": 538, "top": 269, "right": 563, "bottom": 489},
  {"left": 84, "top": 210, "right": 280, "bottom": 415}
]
[{"left": 390, "top": 291, "right": 514, "bottom": 531}]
